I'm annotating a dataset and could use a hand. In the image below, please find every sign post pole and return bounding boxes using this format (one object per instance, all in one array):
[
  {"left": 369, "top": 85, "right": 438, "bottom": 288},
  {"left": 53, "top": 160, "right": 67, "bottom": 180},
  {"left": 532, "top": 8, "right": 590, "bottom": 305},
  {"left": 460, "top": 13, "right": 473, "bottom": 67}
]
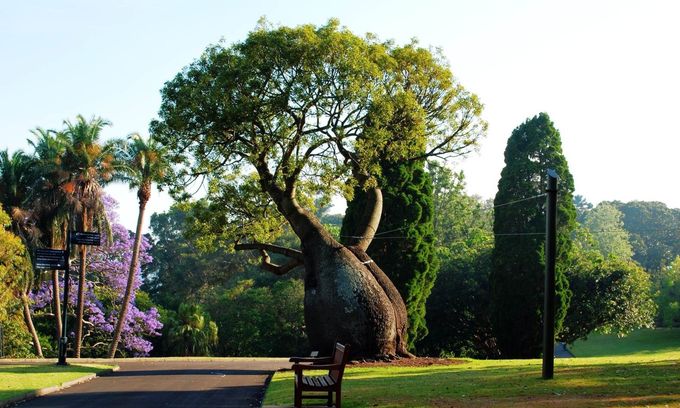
[{"left": 53, "top": 230, "right": 100, "bottom": 365}]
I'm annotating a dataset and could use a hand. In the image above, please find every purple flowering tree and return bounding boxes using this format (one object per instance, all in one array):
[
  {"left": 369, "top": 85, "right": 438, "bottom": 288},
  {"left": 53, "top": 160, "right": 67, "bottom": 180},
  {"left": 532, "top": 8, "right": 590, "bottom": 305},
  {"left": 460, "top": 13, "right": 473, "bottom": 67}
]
[{"left": 31, "top": 195, "right": 162, "bottom": 357}]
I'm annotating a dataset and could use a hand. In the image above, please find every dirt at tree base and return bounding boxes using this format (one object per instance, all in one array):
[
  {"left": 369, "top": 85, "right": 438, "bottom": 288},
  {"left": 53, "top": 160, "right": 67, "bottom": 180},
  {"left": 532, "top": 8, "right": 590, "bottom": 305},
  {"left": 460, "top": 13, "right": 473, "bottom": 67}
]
[{"left": 349, "top": 356, "right": 467, "bottom": 367}]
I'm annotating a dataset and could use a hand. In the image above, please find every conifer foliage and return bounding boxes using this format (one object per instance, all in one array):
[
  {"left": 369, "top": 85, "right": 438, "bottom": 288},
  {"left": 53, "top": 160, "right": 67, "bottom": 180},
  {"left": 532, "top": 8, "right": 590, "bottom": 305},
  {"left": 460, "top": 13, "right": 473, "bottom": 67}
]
[
  {"left": 490, "top": 112, "right": 577, "bottom": 358},
  {"left": 341, "top": 159, "right": 438, "bottom": 349}
]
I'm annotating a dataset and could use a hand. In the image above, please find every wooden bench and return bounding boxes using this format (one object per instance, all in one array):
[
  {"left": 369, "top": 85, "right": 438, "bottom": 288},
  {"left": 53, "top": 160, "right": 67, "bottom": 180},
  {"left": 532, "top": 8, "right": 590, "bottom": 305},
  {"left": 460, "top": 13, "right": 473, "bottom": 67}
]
[{"left": 290, "top": 343, "right": 350, "bottom": 408}]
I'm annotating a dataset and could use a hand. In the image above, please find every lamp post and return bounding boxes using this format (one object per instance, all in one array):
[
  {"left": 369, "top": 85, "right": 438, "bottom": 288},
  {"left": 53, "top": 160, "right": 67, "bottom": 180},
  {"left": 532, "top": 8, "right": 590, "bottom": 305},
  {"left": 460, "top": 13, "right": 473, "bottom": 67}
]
[{"left": 542, "top": 169, "right": 558, "bottom": 379}]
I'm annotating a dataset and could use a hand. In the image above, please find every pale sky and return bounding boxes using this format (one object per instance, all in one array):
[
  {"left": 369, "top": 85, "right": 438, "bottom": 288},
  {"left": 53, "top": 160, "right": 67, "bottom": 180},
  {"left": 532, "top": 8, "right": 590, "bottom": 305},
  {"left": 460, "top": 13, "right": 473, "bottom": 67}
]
[{"left": 1, "top": 0, "right": 679, "bottom": 232}]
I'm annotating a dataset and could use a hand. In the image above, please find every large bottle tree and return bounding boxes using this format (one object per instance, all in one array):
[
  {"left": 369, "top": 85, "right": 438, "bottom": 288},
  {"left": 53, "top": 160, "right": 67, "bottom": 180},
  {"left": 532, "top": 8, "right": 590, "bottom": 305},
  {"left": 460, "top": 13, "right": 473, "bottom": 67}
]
[
  {"left": 490, "top": 112, "right": 576, "bottom": 358},
  {"left": 152, "top": 21, "right": 485, "bottom": 358}
]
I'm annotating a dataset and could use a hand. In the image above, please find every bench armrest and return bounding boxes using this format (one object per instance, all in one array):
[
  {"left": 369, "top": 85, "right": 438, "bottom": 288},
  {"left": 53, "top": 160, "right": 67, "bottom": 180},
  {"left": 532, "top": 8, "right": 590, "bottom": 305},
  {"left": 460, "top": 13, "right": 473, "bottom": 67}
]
[
  {"left": 289, "top": 356, "right": 333, "bottom": 363},
  {"left": 293, "top": 363, "right": 344, "bottom": 372}
]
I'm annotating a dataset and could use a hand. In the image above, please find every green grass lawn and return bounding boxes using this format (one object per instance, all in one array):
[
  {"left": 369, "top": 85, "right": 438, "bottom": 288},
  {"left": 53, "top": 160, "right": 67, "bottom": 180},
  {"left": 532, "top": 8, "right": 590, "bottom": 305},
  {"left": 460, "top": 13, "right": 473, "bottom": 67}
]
[
  {"left": 570, "top": 328, "right": 680, "bottom": 357},
  {"left": 0, "top": 363, "right": 114, "bottom": 403},
  {"left": 264, "top": 352, "right": 680, "bottom": 407}
]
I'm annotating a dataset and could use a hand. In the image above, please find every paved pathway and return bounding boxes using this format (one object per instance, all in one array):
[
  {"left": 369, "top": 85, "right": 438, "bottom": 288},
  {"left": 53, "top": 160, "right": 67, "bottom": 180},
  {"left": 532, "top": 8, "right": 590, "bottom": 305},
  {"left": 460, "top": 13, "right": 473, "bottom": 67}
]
[{"left": 16, "top": 359, "right": 290, "bottom": 408}]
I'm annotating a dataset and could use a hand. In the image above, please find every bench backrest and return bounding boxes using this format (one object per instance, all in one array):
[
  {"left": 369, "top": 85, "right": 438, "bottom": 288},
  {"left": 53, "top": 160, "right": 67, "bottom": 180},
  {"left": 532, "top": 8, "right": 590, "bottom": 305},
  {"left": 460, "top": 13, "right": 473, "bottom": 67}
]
[{"left": 329, "top": 343, "right": 349, "bottom": 383}]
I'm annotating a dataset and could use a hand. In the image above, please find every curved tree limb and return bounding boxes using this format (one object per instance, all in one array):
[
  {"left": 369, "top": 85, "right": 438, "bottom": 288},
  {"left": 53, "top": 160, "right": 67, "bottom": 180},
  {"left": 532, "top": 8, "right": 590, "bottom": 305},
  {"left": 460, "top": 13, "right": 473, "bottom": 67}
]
[
  {"left": 350, "top": 187, "right": 383, "bottom": 252},
  {"left": 258, "top": 249, "right": 304, "bottom": 276}
]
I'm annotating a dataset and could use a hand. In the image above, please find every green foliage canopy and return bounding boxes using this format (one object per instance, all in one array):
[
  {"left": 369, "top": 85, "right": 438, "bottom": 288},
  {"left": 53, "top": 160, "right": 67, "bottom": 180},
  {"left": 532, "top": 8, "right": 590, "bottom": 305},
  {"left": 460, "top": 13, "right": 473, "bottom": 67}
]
[
  {"left": 418, "top": 163, "right": 496, "bottom": 357},
  {"left": 151, "top": 20, "right": 486, "bottom": 247},
  {"left": 561, "top": 253, "right": 656, "bottom": 344},
  {"left": 579, "top": 202, "right": 633, "bottom": 260},
  {"left": 0, "top": 208, "right": 33, "bottom": 357},
  {"left": 655, "top": 256, "right": 680, "bottom": 327},
  {"left": 610, "top": 201, "right": 680, "bottom": 272}
]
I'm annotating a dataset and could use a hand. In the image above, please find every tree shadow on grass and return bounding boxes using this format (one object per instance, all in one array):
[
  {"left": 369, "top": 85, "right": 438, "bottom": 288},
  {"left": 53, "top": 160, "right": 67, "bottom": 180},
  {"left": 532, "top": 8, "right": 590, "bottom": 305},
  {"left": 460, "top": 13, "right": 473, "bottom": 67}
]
[
  {"left": 0, "top": 365, "right": 106, "bottom": 374},
  {"left": 267, "top": 360, "right": 680, "bottom": 407}
]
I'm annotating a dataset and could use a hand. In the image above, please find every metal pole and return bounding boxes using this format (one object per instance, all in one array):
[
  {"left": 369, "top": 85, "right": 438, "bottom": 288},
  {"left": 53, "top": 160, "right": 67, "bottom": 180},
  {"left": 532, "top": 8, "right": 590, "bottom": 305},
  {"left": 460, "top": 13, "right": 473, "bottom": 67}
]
[
  {"left": 57, "top": 231, "right": 71, "bottom": 366},
  {"left": 542, "top": 169, "right": 558, "bottom": 379}
]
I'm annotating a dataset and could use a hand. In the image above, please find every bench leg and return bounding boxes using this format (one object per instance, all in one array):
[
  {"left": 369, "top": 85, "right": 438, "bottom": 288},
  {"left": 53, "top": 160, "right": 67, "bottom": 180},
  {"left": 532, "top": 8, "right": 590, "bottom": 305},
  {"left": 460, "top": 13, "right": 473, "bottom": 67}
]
[
  {"left": 336, "top": 389, "right": 341, "bottom": 408},
  {"left": 327, "top": 391, "right": 332, "bottom": 406},
  {"left": 294, "top": 384, "right": 301, "bottom": 407}
]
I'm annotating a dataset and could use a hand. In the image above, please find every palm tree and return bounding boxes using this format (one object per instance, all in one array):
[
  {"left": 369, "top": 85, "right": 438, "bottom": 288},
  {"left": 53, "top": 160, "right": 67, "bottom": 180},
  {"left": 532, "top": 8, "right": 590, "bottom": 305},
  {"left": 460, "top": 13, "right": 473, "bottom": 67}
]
[
  {"left": 107, "top": 134, "right": 170, "bottom": 358},
  {"left": 167, "top": 303, "right": 218, "bottom": 357},
  {"left": 0, "top": 149, "right": 44, "bottom": 357},
  {"left": 28, "top": 128, "right": 71, "bottom": 341},
  {"left": 61, "top": 115, "right": 115, "bottom": 357}
]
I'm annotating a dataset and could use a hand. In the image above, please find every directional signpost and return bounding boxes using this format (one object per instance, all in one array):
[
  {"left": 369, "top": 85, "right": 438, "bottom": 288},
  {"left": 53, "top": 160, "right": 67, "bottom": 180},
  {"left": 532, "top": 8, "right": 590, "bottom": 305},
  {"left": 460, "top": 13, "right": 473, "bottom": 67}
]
[
  {"left": 35, "top": 230, "right": 101, "bottom": 366},
  {"left": 35, "top": 249, "right": 68, "bottom": 270},
  {"left": 70, "top": 231, "right": 101, "bottom": 246}
]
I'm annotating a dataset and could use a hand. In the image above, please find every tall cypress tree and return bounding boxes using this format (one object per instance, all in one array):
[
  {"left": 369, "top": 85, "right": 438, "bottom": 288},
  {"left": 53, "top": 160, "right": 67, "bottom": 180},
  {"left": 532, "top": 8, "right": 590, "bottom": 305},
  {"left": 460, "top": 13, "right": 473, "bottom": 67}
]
[
  {"left": 490, "top": 112, "right": 576, "bottom": 358},
  {"left": 341, "top": 158, "right": 438, "bottom": 349}
]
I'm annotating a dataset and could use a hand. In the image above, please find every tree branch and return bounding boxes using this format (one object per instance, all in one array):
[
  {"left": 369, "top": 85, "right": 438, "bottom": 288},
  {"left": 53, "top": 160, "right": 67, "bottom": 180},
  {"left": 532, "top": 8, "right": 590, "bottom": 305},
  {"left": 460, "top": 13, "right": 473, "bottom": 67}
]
[
  {"left": 234, "top": 242, "right": 304, "bottom": 262},
  {"left": 258, "top": 250, "right": 303, "bottom": 275}
]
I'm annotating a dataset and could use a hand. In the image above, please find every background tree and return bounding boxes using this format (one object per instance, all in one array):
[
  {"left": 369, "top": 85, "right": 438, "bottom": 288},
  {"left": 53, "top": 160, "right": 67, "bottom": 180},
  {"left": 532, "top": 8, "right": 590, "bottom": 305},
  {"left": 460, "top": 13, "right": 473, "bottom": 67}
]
[
  {"left": 144, "top": 202, "right": 248, "bottom": 309},
  {"left": 418, "top": 162, "right": 496, "bottom": 357},
  {"left": 28, "top": 128, "right": 71, "bottom": 341},
  {"left": 61, "top": 115, "right": 115, "bottom": 357},
  {"left": 0, "top": 207, "right": 41, "bottom": 357},
  {"left": 560, "top": 251, "right": 655, "bottom": 343},
  {"left": 163, "top": 303, "right": 218, "bottom": 356},
  {"left": 655, "top": 256, "right": 680, "bottom": 327},
  {"left": 579, "top": 202, "right": 633, "bottom": 259},
  {"left": 144, "top": 201, "right": 307, "bottom": 357},
  {"left": 490, "top": 112, "right": 576, "bottom": 358},
  {"left": 0, "top": 149, "right": 43, "bottom": 357},
  {"left": 609, "top": 201, "right": 680, "bottom": 272},
  {"left": 108, "top": 134, "right": 170, "bottom": 358},
  {"left": 206, "top": 279, "right": 307, "bottom": 356},
  {"left": 151, "top": 21, "right": 485, "bottom": 357},
  {"left": 341, "top": 158, "right": 438, "bottom": 349},
  {"left": 573, "top": 195, "right": 593, "bottom": 223}
]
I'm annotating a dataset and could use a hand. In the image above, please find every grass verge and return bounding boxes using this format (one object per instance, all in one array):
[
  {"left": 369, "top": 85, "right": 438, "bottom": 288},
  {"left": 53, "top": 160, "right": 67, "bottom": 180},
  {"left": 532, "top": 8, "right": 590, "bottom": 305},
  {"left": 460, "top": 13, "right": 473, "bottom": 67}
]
[
  {"left": 570, "top": 328, "right": 680, "bottom": 357},
  {"left": 0, "top": 363, "right": 114, "bottom": 403},
  {"left": 264, "top": 352, "right": 680, "bottom": 407}
]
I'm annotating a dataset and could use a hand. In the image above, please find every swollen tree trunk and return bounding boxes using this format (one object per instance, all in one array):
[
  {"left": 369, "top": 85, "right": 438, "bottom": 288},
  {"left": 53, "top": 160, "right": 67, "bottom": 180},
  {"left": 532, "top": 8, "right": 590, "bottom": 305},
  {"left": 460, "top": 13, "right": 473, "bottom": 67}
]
[
  {"left": 301, "top": 236, "right": 412, "bottom": 358},
  {"left": 108, "top": 190, "right": 148, "bottom": 358},
  {"left": 253, "top": 184, "right": 412, "bottom": 358}
]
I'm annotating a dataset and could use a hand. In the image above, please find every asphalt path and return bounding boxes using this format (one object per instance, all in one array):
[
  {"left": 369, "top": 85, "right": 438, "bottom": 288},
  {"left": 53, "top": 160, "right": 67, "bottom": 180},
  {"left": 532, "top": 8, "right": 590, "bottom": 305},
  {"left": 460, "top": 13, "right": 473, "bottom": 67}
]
[{"left": 16, "top": 359, "right": 290, "bottom": 408}]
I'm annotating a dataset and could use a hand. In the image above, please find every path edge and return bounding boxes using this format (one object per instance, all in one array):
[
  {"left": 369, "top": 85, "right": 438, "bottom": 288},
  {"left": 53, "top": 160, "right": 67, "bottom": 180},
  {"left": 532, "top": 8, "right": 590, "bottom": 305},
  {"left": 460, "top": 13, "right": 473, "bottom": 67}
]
[{"left": 0, "top": 365, "right": 120, "bottom": 408}]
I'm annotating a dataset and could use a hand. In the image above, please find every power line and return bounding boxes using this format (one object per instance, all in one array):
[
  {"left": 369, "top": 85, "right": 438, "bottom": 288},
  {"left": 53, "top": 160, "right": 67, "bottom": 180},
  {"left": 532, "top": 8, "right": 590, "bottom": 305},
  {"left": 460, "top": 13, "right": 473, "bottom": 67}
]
[
  {"left": 493, "top": 193, "right": 547, "bottom": 209},
  {"left": 494, "top": 232, "right": 545, "bottom": 237}
]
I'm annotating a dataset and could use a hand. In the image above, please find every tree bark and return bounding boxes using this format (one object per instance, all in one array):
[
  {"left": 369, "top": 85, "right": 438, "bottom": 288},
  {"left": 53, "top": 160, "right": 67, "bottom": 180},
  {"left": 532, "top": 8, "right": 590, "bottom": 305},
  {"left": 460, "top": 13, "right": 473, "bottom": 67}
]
[
  {"left": 107, "top": 197, "right": 147, "bottom": 358},
  {"left": 300, "top": 236, "right": 412, "bottom": 358},
  {"left": 22, "top": 294, "right": 43, "bottom": 358},
  {"left": 52, "top": 270, "right": 62, "bottom": 340},
  {"left": 249, "top": 181, "right": 410, "bottom": 358},
  {"left": 350, "top": 188, "right": 383, "bottom": 252},
  {"left": 51, "top": 221, "right": 66, "bottom": 341},
  {"left": 74, "top": 208, "right": 88, "bottom": 358}
]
